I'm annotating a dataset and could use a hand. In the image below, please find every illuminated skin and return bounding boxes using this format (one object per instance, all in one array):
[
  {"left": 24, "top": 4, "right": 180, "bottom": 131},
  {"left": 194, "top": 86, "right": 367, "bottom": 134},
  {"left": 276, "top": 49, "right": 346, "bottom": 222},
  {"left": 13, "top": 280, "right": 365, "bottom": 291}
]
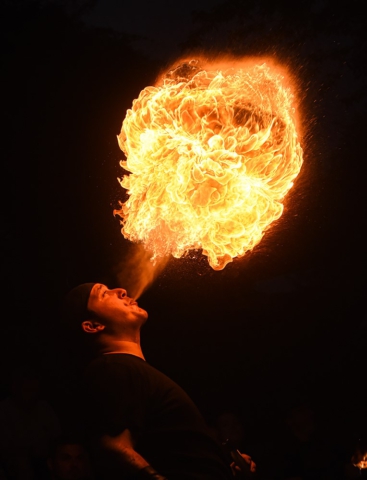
[
  {"left": 87, "top": 284, "right": 148, "bottom": 329},
  {"left": 81, "top": 283, "right": 148, "bottom": 359}
]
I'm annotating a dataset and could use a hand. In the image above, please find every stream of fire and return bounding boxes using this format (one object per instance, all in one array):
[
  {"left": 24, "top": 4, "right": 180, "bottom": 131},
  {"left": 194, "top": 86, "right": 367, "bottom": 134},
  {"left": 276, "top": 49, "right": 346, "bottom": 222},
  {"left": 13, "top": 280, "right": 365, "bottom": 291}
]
[{"left": 114, "top": 57, "right": 303, "bottom": 270}]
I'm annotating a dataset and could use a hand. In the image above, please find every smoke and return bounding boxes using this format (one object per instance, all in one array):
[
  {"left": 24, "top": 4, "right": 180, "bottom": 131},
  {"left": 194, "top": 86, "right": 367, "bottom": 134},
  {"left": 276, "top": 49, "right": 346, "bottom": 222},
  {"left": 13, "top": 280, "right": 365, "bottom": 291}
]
[{"left": 114, "top": 243, "right": 168, "bottom": 299}]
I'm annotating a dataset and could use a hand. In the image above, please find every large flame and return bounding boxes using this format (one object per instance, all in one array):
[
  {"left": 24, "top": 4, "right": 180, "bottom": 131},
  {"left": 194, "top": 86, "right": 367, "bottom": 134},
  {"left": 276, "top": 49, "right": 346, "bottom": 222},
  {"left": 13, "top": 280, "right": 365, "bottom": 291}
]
[{"left": 114, "top": 57, "right": 303, "bottom": 270}]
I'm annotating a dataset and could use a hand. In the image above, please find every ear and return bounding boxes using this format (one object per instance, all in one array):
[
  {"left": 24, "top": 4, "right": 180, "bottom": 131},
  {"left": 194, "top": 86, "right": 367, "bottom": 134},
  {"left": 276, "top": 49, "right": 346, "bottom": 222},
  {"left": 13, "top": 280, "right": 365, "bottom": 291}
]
[{"left": 81, "top": 320, "right": 105, "bottom": 334}]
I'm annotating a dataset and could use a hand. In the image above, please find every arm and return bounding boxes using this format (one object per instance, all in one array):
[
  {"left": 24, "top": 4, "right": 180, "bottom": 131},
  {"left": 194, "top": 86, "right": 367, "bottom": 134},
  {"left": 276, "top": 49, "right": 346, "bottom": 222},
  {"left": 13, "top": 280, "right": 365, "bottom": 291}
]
[
  {"left": 98, "top": 428, "right": 167, "bottom": 479},
  {"left": 99, "top": 428, "right": 148, "bottom": 470}
]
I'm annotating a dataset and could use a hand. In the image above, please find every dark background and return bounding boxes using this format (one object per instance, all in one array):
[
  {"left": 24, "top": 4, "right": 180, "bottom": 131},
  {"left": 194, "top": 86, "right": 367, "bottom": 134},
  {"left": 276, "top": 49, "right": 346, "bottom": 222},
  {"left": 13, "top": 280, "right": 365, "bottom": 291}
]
[{"left": 2, "top": 0, "right": 366, "bottom": 475}]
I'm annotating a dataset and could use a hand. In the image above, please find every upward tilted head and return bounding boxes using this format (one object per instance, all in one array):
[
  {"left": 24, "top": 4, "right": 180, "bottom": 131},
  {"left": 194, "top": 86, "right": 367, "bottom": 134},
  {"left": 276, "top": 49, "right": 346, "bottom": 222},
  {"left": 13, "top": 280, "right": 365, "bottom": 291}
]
[{"left": 62, "top": 282, "right": 148, "bottom": 348}]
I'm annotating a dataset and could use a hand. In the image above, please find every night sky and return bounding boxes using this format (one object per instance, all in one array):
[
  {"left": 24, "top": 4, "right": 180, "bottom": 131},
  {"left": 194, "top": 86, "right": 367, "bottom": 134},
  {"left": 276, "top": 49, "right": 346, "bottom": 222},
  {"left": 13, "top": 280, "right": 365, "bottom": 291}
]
[{"left": 2, "top": 0, "right": 366, "bottom": 473}]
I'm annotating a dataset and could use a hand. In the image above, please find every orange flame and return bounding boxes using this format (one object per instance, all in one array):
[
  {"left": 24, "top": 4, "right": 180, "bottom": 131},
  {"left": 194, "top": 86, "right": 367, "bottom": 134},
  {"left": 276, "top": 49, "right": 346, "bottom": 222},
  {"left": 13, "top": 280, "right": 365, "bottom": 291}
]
[
  {"left": 352, "top": 450, "right": 367, "bottom": 470},
  {"left": 114, "top": 57, "right": 303, "bottom": 270},
  {"left": 113, "top": 243, "right": 168, "bottom": 300}
]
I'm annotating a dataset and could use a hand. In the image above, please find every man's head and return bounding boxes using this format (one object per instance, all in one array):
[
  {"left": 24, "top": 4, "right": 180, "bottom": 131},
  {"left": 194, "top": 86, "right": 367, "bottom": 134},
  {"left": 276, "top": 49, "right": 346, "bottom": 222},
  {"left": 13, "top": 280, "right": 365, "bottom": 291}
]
[
  {"left": 47, "top": 436, "right": 92, "bottom": 480},
  {"left": 62, "top": 282, "right": 148, "bottom": 345}
]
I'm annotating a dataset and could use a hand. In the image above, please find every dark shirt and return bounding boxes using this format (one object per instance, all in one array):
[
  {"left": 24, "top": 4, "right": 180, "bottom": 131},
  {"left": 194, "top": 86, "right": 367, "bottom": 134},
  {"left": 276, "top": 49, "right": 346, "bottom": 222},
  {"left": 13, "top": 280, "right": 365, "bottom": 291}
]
[{"left": 82, "top": 353, "right": 233, "bottom": 480}]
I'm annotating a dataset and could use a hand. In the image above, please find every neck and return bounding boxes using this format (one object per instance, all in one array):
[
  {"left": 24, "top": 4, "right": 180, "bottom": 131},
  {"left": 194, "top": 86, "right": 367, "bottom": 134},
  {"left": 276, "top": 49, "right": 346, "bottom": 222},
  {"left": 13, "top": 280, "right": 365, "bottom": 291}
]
[{"left": 100, "top": 340, "right": 145, "bottom": 360}]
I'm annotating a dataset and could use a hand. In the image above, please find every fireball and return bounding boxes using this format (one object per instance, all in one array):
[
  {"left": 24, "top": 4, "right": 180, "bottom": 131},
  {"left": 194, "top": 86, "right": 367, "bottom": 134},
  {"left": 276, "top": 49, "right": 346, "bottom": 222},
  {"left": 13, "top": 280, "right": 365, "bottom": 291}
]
[{"left": 114, "top": 58, "right": 303, "bottom": 270}]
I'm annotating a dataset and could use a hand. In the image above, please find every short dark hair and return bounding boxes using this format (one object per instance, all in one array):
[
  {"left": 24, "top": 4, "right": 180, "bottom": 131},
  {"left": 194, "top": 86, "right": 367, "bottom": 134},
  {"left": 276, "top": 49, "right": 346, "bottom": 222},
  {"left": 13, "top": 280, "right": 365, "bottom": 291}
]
[{"left": 61, "top": 283, "right": 97, "bottom": 333}]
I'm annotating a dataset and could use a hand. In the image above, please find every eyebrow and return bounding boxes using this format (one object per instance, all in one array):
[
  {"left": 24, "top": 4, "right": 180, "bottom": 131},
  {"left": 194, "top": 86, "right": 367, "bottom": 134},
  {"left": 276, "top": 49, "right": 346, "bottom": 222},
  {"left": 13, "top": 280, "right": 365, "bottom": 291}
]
[{"left": 93, "top": 284, "right": 104, "bottom": 298}]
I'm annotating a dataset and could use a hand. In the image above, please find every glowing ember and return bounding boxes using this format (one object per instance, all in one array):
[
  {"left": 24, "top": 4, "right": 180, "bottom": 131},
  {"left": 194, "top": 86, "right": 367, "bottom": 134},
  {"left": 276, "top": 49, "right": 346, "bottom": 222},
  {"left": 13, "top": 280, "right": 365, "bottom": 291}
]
[
  {"left": 114, "top": 57, "right": 303, "bottom": 270},
  {"left": 352, "top": 450, "right": 367, "bottom": 470}
]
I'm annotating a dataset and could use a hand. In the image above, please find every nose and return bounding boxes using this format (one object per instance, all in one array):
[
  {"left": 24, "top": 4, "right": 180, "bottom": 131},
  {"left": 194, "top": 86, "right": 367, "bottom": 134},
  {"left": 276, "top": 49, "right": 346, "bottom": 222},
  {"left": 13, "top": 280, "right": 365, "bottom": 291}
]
[{"left": 117, "top": 288, "right": 127, "bottom": 298}]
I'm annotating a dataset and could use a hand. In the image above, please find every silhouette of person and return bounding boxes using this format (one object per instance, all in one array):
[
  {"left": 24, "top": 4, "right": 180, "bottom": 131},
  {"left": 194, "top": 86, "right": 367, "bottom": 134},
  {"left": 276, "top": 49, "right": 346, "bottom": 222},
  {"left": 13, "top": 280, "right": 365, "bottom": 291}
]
[
  {"left": 61, "top": 282, "right": 256, "bottom": 479},
  {"left": 277, "top": 402, "right": 343, "bottom": 480}
]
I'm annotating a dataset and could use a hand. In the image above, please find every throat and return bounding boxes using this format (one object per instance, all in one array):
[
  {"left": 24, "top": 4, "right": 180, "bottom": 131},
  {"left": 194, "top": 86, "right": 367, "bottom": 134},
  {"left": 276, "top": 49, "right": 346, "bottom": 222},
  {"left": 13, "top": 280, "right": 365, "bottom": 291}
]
[{"left": 101, "top": 341, "right": 145, "bottom": 360}]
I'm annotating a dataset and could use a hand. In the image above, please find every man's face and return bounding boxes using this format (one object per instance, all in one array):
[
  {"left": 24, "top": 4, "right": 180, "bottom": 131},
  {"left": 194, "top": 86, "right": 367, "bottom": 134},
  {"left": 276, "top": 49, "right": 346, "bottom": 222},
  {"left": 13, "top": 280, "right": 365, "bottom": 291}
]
[
  {"left": 49, "top": 444, "right": 90, "bottom": 480},
  {"left": 87, "top": 283, "right": 148, "bottom": 331}
]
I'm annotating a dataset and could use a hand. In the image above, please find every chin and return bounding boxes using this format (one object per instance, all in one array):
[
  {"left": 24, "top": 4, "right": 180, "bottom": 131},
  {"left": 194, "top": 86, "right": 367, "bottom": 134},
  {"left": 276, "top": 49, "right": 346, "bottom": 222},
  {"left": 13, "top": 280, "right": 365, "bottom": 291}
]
[{"left": 140, "top": 311, "right": 149, "bottom": 323}]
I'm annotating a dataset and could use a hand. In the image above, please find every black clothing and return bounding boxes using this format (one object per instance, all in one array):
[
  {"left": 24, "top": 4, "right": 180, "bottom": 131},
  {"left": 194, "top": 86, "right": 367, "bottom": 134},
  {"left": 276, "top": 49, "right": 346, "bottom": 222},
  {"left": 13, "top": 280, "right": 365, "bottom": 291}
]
[{"left": 82, "top": 353, "right": 233, "bottom": 480}]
